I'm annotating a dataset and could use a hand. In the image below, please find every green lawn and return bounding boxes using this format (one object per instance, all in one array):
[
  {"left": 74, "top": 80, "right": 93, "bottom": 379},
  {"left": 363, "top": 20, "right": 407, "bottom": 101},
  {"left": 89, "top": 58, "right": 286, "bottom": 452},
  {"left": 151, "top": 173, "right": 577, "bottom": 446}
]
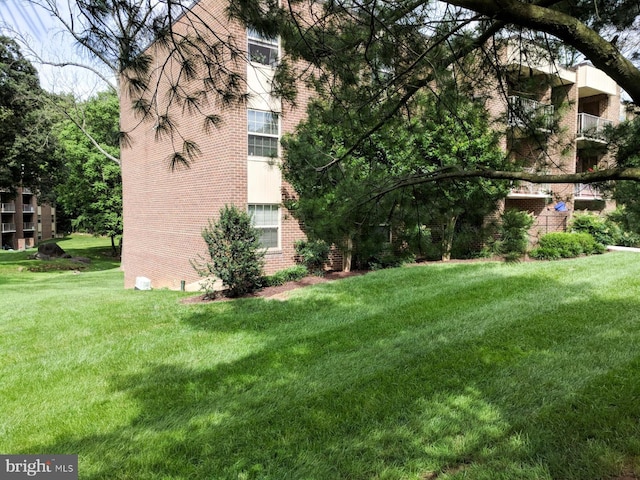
[{"left": 2, "top": 236, "right": 640, "bottom": 479}]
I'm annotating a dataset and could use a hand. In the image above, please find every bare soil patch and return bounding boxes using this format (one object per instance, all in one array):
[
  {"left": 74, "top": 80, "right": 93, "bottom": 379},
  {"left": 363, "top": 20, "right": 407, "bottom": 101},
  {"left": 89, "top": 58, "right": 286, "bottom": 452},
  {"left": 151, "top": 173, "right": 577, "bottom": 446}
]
[{"left": 181, "top": 270, "right": 367, "bottom": 304}]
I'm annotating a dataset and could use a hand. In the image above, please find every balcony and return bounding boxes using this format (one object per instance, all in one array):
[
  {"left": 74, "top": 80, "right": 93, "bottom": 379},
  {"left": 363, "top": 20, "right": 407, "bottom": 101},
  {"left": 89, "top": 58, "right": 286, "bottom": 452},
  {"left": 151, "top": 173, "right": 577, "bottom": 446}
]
[
  {"left": 2, "top": 223, "right": 16, "bottom": 233},
  {"left": 508, "top": 168, "right": 552, "bottom": 198},
  {"left": 22, "top": 205, "right": 35, "bottom": 213},
  {"left": 508, "top": 96, "right": 554, "bottom": 132},
  {"left": 504, "top": 41, "right": 576, "bottom": 85},
  {"left": 574, "top": 183, "right": 603, "bottom": 200},
  {"left": 577, "top": 64, "right": 617, "bottom": 97},
  {"left": 577, "top": 113, "right": 613, "bottom": 143},
  {"left": 23, "top": 222, "right": 36, "bottom": 231},
  {"left": 1, "top": 202, "right": 15, "bottom": 213},
  {"left": 22, "top": 187, "right": 32, "bottom": 195}
]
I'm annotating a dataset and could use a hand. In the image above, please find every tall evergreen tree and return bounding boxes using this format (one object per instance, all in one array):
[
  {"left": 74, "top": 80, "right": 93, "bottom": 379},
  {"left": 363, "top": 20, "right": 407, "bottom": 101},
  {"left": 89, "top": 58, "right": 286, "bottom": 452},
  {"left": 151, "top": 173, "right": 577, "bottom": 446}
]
[{"left": 283, "top": 88, "right": 510, "bottom": 267}]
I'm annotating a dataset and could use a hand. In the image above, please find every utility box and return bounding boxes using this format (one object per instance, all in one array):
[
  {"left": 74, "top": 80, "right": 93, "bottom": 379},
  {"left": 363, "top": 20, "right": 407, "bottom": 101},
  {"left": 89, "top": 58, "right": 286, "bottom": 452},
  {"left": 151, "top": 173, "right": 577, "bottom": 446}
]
[{"left": 135, "top": 277, "right": 151, "bottom": 290}]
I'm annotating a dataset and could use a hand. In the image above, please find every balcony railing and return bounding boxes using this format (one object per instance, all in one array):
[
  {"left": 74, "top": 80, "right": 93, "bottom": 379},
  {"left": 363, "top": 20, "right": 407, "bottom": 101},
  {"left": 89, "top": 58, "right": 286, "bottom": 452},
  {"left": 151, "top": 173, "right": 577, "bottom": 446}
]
[
  {"left": 574, "top": 183, "right": 603, "bottom": 200},
  {"left": 508, "top": 96, "right": 554, "bottom": 131},
  {"left": 509, "top": 168, "right": 552, "bottom": 197},
  {"left": 22, "top": 205, "right": 35, "bottom": 213},
  {"left": 577, "top": 113, "right": 613, "bottom": 141},
  {"left": 23, "top": 222, "right": 36, "bottom": 231},
  {"left": 1, "top": 202, "right": 15, "bottom": 213},
  {"left": 1, "top": 223, "right": 16, "bottom": 232}
]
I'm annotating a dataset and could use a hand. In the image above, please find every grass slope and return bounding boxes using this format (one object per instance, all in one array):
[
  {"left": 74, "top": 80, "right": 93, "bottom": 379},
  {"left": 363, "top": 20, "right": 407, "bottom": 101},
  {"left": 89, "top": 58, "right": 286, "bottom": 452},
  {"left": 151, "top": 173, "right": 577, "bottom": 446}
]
[{"left": 2, "top": 238, "right": 640, "bottom": 479}]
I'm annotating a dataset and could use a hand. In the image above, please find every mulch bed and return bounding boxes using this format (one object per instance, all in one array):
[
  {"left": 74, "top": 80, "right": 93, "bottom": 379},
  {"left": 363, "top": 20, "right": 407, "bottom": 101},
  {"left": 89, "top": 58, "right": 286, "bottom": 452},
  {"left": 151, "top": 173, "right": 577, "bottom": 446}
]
[
  {"left": 180, "top": 254, "right": 552, "bottom": 304},
  {"left": 181, "top": 270, "right": 367, "bottom": 304}
]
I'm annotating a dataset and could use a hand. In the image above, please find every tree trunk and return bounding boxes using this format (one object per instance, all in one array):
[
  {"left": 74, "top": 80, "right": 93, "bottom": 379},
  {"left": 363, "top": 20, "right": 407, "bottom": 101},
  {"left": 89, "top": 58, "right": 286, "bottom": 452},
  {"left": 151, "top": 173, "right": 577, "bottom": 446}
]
[
  {"left": 343, "top": 236, "right": 353, "bottom": 272},
  {"left": 441, "top": 215, "right": 458, "bottom": 262}
]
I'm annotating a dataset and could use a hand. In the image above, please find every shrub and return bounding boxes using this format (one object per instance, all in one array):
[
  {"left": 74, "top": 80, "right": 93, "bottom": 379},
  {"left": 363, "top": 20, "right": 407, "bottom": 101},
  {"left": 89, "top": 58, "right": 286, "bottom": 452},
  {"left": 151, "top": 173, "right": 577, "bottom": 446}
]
[
  {"left": 529, "top": 231, "right": 603, "bottom": 260},
  {"left": 451, "top": 223, "right": 486, "bottom": 259},
  {"left": 368, "top": 251, "right": 415, "bottom": 271},
  {"left": 263, "top": 265, "right": 308, "bottom": 286},
  {"left": 617, "top": 231, "right": 640, "bottom": 247},
  {"left": 529, "top": 246, "right": 562, "bottom": 261},
  {"left": 192, "top": 205, "right": 265, "bottom": 298},
  {"left": 294, "top": 239, "right": 330, "bottom": 273},
  {"left": 495, "top": 209, "right": 534, "bottom": 261},
  {"left": 607, "top": 208, "right": 640, "bottom": 247},
  {"left": 570, "top": 212, "right": 619, "bottom": 246},
  {"left": 404, "top": 225, "right": 432, "bottom": 260}
]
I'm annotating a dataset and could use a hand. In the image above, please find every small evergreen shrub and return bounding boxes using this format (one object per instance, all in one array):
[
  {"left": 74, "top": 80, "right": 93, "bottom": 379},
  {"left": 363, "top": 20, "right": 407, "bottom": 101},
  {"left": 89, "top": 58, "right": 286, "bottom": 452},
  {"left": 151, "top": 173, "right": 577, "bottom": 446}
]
[
  {"left": 192, "top": 205, "right": 265, "bottom": 298},
  {"left": 495, "top": 209, "right": 534, "bottom": 262},
  {"left": 529, "top": 231, "right": 604, "bottom": 260},
  {"left": 294, "top": 239, "right": 330, "bottom": 273},
  {"left": 263, "top": 265, "right": 308, "bottom": 286}
]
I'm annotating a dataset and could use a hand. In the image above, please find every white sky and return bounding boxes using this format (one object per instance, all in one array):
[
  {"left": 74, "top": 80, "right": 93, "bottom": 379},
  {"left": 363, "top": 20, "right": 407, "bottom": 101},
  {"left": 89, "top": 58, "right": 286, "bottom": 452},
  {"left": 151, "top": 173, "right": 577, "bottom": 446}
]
[{"left": 0, "top": 0, "right": 110, "bottom": 98}]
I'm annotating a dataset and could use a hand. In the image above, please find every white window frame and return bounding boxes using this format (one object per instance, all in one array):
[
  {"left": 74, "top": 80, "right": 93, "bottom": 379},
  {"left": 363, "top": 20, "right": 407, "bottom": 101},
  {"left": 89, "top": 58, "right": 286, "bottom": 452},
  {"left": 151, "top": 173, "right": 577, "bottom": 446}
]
[
  {"left": 249, "top": 204, "right": 280, "bottom": 250},
  {"left": 248, "top": 109, "right": 280, "bottom": 158},
  {"left": 248, "top": 28, "right": 279, "bottom": 67}
]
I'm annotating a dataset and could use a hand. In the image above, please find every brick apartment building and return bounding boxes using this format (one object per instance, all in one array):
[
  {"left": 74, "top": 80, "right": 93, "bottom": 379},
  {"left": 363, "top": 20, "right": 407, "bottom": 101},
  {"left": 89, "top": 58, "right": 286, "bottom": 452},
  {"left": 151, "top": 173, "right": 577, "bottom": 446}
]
[
  {"left": 120, "top": 0, "right": 313, "bottom": 289},
  {"left": 120, "top": 3, "right": 621, "bottom": 289},
  {"left": 1, "top": 187, "right": 57, "bottom": 250},
  {"left": 482, "top": 41, "right": 621, "bottom": 241}
]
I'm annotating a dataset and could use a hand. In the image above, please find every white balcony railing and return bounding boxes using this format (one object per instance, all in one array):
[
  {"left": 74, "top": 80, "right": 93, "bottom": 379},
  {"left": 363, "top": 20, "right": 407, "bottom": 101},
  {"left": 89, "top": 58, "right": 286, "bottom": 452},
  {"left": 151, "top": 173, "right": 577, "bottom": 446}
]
[
  {"left": 577, "top": 113, "right": 613, "bottom": 141},
  {"left": 508, "top": 96, "right": 554, "bottom": 131},
  {"left": 574, "top": 183, "right": 603, "bottom": 200},
  {"left": 23, "top": 222, "right": 36, "bottom": 231},
  {"left": 1, "top": 202, "right": 15, "bottom": 213},
  {"left": 22, "top": 205, "right": 35, "bottom": 213},
  {"left": 2, "top": 223, "right": 16, "bottom": 232},
  {"left": 509, "top": 168, "right": 552, "bottom": 197}
]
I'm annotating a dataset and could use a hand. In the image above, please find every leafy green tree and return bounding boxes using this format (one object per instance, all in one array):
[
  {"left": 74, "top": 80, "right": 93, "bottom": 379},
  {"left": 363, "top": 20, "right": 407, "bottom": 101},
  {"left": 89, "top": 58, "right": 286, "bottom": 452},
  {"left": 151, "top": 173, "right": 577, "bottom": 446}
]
[
  {"left": 55, "top": 90, "right": 122, "bottom": 254},
  {"left": 0, "top": 35, "right": 62, "bottom": 195}
]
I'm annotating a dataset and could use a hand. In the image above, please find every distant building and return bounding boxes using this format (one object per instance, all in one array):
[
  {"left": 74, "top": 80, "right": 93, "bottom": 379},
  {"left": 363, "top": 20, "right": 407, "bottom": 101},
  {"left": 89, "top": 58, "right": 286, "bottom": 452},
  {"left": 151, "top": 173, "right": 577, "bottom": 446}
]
[{"left": 0, "top": 187, "right": 57, "bottom": 250}]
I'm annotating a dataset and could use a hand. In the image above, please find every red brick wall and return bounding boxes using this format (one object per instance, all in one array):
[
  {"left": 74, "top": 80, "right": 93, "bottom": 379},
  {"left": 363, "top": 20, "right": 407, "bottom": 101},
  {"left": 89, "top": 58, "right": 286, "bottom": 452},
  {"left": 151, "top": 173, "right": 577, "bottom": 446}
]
[
  {"left": 121, "top": 0, "right": 311, "bottom": 288},
  {"left": 39, "top": 205, "right": 55, "bottom": 241}
]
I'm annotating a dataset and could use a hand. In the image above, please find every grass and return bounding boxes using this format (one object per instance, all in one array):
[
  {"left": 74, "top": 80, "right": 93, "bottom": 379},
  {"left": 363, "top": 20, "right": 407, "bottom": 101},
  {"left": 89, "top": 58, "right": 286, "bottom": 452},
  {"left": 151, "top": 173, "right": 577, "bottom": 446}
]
[{"left": 2, "top": 236, "right": 640, "bottom": 479}]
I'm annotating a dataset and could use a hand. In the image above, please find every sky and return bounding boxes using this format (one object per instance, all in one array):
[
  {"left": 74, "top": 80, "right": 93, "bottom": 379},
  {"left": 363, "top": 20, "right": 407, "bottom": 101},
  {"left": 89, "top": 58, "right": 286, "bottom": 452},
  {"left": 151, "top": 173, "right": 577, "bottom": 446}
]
[
  {"left": 0, "top": 0, "right": 48, "bottom": 40},
  {"left": 0, "top": 0, "right": 108, "bottom": 98}
]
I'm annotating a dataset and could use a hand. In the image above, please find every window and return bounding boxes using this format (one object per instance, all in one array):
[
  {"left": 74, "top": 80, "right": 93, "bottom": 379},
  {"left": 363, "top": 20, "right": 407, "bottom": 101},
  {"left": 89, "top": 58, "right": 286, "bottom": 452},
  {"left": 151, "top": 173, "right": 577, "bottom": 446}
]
[
  {"left": 248, "top": 109, "right": 279, "bottom": 157},
  {"left": 248, "top": 28, "right": 278, "bottom": 67},
  {"left": 249, "top": 204, "right": 279, "bottom": 249}
]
